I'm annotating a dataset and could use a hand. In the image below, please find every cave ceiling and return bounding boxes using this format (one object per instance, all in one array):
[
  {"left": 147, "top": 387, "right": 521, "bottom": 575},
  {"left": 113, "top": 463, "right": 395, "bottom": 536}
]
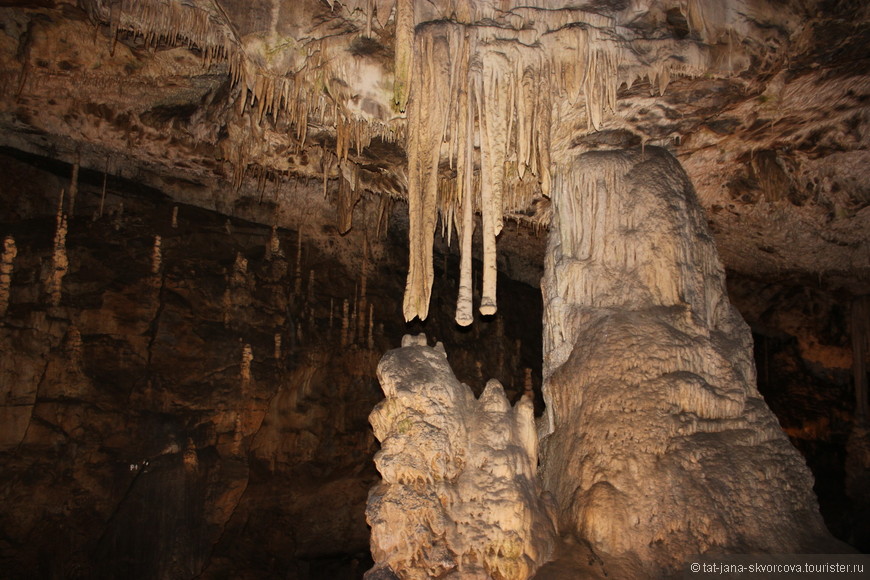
[{"left": 0, "top": 0, "right": 868, "bottom": 297}]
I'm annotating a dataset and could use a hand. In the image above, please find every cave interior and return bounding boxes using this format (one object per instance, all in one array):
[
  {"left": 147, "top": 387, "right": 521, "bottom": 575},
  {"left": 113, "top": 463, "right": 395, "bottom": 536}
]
[{"left": 0, "top": 0, "right": 868, "bottom": 579}]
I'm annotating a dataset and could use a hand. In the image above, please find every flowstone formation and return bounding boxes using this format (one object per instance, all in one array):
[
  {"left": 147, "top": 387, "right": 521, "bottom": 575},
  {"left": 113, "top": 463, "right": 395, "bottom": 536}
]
[
  {"left": 539, "top": 147, "right": 842, "bottom": 576},
  {"left": 366, "top": 334, "right": 557, "bottom": 580}
]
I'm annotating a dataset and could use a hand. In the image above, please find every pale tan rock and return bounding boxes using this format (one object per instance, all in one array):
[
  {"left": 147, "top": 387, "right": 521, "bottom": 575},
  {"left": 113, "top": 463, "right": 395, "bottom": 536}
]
[
  {"left": 539, "top": 147, "right": 840, "bottom": 576},
  {"left": 240, "top": 343, "right": 253, "bottom": 384},
  {"left": 367, "top": 334, "right": 556, "bottom": 579}
]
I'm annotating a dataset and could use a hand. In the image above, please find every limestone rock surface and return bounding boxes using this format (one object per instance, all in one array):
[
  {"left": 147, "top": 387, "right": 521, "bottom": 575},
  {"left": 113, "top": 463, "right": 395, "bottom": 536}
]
[
  {"left": 539, "top": 147, "right": 846, "bottom": 576},
  {"left": 367, "top": 336, "right": 556, "bottom": 580}
]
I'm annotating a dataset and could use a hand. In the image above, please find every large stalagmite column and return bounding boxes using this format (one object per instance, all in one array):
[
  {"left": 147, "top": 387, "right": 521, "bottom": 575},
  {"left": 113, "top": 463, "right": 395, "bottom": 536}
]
[{"left": 539, "top": 147, "right": 838, "bottom": 575}]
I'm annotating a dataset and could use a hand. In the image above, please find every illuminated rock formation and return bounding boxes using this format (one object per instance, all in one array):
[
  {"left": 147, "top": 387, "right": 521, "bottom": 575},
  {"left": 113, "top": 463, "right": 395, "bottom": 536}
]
[
  {"left": 0, "top": 235, "right": 16, "bottom": 318},
  {"left": 367, "top": 335, "right": 557, "bottom": 579},
  {"left": 45, "top": 196, "right": 68, "bottom": 307},
  {"left": 539, "top": 147, "right": 837, "bottom": 575}
]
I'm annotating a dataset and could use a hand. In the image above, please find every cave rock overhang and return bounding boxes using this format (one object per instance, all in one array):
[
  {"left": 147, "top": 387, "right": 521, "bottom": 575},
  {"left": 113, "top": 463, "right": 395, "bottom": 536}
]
[{"left": 1, "top": 0, "right": 868, "bottom": 307}]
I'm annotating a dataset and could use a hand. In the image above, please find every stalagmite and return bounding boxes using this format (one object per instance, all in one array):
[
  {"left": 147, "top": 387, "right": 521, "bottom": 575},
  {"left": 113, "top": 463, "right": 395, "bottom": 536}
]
[
  {"left": 540, "top": 147, "right": 840, "bottom": 576},
  {"left": 47, "top": 193, "right": 68, "bottom": 307},
  {"left": 171, "top": 206, "right": 178, "bottom": 229},
  {"left": 366, "top": 335, "right": 557, "bottom": 579},
  {"left": 240, "top": 344, "right": 253, "bottom": 384},
  {"left": 150, "top": 235, "right": 162, "bottom": 275},
  {"left": 0, "top": 235, "right": 17, "bottom": 318},
  {"left": 274, "top": 333, "right": 282, "bottom": 360}
]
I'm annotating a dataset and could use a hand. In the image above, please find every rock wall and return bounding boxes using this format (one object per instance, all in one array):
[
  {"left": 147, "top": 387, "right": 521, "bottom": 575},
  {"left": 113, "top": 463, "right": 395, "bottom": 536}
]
[
  {"left": 367, "top": 335, "right": 556, "bottom": 580},
  {"left": 539, "top": 147, "right": 839, "bottom": 576},
  {"left": 728, "top": 277, "right": 869, "bottom": 551},
  {"left": 0, "top": 150, "right": 546, "bottom": 579}
]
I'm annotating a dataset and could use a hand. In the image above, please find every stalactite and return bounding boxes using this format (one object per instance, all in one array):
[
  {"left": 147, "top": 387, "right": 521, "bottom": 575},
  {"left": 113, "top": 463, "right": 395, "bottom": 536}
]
[
  {"left": 96, "top": 161, "right": 108, "bottom": 220},
  {"left": 523, "top": 368, "right": 533, "bottom": 399},
  {"left": 393, "top": 0, "right": 414, "bottom": 112},
  {"left": 358, "top": 259, "right": 368, "bottom": 344},
  {"left": 183, "top": 438, "right": 198, "bottom": 472},
  {"left": 68, "top": 157, "right": 80, "bottom": 217},
  {"left": 341, "top": 298, "right": 350, "bottom": 348},
  {"left": 63, "top": 326, "right": 82, "bottom": 365},
  {"left": 360, "top": 255, "right": 368, "bottom": 302},
  {"left": 402, "top": 30, "right": 450, "bottom": 322},
  {"left": 294, "top": 228, "right": 303, "bottom": 296},
  {"left": 222, "top": 289, "right": 231, "bottom": 327},
  {"left": 47, "top": 192, "right": 68, "bottom": 307},
  {"left": 231, "top": 252, "right": 247, "bottom": 288},
  {"left": 337, "top": 161, "right": 361, "bottom": 234},
  {"left": 477, "top": 51, "right": 512, "bottom": 316},
  {"left": 367, "top": 303, "right": 374, "bottom": 350},
  {"left": 351, "top": 283, "right": 358, "bottom": 344},
  {"left": 241, "top": 344, "right": 253, "bottom": 384},
  {"left": 150, "top": 235, "right": 162, "bottom": 275},
  {"left": 853, "top": 296, "right": 870, "bottom": 420},
  {"left": 0, "top": 235, "right": 17, "bottom": 318},
  {"left": 232, "top": 414, "right": 243, "bottom": 456},
  {"left": 454, "top": 32, "right": 476, "bottom": 326},
  {"left": 269, "top": 225, "right": 281, "bottom": 258}
]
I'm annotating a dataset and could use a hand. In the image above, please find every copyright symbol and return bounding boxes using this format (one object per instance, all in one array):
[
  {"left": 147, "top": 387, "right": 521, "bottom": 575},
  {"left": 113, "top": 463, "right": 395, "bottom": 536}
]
[{"left": 691, "top": 563, "right": 701, "bottom": 573}]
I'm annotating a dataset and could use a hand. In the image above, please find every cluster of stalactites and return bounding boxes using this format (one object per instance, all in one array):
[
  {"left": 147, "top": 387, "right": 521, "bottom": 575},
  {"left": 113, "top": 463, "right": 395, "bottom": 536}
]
[
  {"left": 401, "top": 15, "right": 637, "bottom": 324},
  {"left": 87, "top": 0, "right": 239, "bottom": 70},
  {"left": 399, "top": 0, "right": 730, "bottom": 323},
  {"left": 91, "top": 0, "right": 405, "bottom": 195}
]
